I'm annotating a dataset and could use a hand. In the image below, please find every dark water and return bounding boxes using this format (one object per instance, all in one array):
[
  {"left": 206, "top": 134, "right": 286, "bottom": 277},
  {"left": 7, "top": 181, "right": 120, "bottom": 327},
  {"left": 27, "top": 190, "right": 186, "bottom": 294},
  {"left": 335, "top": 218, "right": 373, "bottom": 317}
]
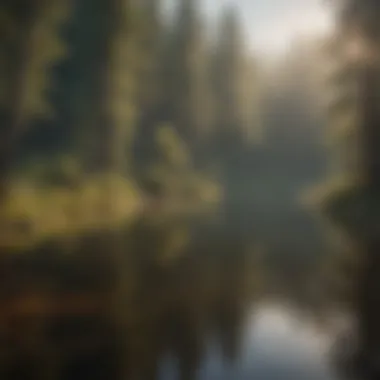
[{"left": 0, "top": 207, "right": 339, "bottom": 380}]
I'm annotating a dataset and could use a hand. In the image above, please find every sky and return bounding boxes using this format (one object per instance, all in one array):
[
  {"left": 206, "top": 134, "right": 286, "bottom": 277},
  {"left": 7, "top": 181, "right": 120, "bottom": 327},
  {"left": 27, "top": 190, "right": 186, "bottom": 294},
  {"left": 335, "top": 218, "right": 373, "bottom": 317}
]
[{"left": 164, "top": 0, "right": 335, "bottom": 57}]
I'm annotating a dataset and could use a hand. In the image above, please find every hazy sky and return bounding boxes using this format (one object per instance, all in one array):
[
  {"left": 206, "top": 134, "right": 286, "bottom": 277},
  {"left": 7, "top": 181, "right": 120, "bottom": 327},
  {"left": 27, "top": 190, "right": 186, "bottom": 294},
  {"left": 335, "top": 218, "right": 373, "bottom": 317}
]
[{"left": 165, "top": 0, "right": 334, "bottom": 57}]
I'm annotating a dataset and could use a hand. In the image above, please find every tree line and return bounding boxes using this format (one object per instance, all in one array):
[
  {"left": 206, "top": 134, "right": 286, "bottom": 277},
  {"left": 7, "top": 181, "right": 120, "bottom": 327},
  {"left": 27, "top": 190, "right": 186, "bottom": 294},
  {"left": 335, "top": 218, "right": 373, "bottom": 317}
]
[
  {"left": 319, "top": 1, "right": 380, "bottom": 378},
  {"left": 0, "top": 0, "right": 260, "bottom": 198}
]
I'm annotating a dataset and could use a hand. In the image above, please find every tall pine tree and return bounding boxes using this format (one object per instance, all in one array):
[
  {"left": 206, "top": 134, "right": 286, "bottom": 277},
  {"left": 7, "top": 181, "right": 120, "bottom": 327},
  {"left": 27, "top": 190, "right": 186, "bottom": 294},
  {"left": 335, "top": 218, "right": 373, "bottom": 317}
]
[
  {"left": 0, "top": 0, "right": 69, "bottom": 196},
  {"left": 58, "top": 0, "right": 140, "bottom": 174},
  {"left": 167, "top": 0, "right": 213, "bottom": 158},
  {"left": 211, "top": 6, "right": 257, "bottom": 171},
  {"left": 132, "top": 0, "right": 166, "bottom": 171},
  {"left": 321, "top": 1, "right": 380, "bottom": 377}
]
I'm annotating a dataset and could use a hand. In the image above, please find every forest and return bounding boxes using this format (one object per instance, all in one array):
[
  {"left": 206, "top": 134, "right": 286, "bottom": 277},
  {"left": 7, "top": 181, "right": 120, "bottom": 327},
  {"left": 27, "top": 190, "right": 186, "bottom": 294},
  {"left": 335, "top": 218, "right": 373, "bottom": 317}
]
[{"left": 0, "top": 0, "right": 380, "bottom": 380}]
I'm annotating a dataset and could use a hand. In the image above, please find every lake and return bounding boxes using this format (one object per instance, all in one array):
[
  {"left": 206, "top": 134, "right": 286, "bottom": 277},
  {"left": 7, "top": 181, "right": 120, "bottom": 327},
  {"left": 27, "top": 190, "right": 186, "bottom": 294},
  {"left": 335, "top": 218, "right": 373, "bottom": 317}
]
[{"left": 0, "top": 206, "right": 344, "bottom": 380}]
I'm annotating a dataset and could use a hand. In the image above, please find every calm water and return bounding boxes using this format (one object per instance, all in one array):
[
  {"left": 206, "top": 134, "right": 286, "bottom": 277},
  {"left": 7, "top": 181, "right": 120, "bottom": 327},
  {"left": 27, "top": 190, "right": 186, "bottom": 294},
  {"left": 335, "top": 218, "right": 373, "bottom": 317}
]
[
  {"left": 160, "top": 304, "right": 336, "bottom": 380},
  {"left": 0, "top": 206, "right": 340, "bottom": 380}
]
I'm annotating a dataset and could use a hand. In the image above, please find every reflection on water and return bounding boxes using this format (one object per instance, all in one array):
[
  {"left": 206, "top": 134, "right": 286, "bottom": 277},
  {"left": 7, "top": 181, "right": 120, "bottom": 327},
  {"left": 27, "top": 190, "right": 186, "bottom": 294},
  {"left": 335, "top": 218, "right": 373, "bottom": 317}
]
[
  {"left": 160, "top": 305, "right": 335, "bottom": 380},
  {"left": 0, "top": 208, "right": 338, "bottom": 380}
]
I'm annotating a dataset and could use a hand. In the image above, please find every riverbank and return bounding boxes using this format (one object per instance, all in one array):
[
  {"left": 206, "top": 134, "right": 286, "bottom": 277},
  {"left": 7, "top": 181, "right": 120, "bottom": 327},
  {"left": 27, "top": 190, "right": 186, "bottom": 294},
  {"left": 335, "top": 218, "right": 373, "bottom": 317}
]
[
  {"left": 0, "top": 175, "right": 141, "bottom": 251},
  {"left": 0, "top": 174, "right": 222, "bottom": 252}
]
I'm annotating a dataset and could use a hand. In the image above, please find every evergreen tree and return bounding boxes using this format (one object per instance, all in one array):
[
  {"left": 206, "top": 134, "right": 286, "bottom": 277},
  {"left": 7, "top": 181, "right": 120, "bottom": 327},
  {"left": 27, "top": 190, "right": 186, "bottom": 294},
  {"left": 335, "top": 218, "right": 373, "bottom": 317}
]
[
  {"left": 325, "top": 33, "right": 361, "bottom": 179},
  {"left": 132, "top": 0, "right": 166, "bottom": 170},
  {"left": 56, "top": 0, "right": 140, "bottom": 174},
  {"left": 321, "top": 1, "right": 380, "bottom": 377},
  {"left": 211, "top": 6, "right": 257, "bottom": 171},
  {"left": 0, "top": 0, "right": 69, "bottom": 195},
  {"left": 167, "top": 0, "right": 213, "bottom": 157},
  {"left": 85, "top": 0, "right": 133, "bottom": 173}
]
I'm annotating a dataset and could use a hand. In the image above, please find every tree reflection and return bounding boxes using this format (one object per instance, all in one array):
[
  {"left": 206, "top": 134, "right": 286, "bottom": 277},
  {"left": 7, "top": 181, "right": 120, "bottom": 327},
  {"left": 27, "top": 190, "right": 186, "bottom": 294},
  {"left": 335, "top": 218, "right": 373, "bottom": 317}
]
[{"left": 0, "top": 211, "right": 260, "bottom": 380}]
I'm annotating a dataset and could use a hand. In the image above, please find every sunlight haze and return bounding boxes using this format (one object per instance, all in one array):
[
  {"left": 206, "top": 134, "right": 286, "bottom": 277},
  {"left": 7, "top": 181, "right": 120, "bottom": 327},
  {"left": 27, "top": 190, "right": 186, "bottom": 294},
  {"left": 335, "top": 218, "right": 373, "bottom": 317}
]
[{"left": 165, "top": 0, "right": 334, "bottom": 56}]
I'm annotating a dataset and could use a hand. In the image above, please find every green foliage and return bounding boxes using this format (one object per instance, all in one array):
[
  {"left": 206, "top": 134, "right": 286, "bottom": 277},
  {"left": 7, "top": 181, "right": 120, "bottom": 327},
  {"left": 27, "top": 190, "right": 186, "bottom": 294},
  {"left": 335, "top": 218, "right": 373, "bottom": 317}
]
[
  {"left": 156, "top": 123, "right": 191, "bottom": 169},
  {"left": 146, "top": 124, "right": 192, "bottom": 195},
  {"left": 311, "top": 178, "right": 380, "bottom": 240},
  {"left": 1, "top": 0, "right": 260, "bottom": 189},
  {"left": 25, "top": 1, "right": 70, "bottom": 119},
  {"left": 0, "top": 0, "right": 70, "bottom": 122},
  {"left": 143, "top": 124, "right": 221, "bottom": 204},
  {"left": 325, "top": 55, "right": 359, "bottom": 147},
  {"left": 0, "top": 174, "right": 140, "bottom": 250}
]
